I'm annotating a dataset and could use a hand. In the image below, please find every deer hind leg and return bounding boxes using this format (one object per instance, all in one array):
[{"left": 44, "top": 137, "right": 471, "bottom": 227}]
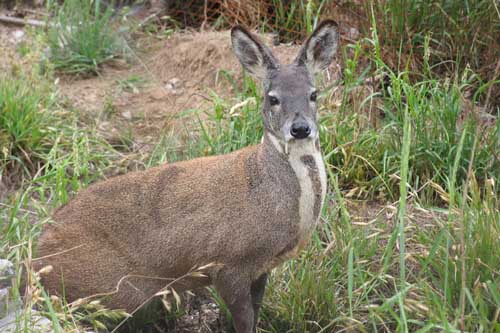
[{"left": 250, "top": 273, "right": 267, "bottom": 332}]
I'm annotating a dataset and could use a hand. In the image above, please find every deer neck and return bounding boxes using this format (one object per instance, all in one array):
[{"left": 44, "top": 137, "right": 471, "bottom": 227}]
[{"left": 260, "top": 132, "right": 327, "bottom": 231}]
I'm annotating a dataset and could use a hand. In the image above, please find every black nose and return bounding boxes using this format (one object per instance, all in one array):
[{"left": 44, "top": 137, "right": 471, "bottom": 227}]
[{"left": 290, "top": 122, "right": 311, "bottom": 139}]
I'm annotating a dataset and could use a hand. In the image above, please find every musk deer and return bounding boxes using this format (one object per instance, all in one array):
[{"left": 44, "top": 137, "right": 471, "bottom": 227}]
[{"left": 33, "top": 20, "right": 339, "bottom": 332}]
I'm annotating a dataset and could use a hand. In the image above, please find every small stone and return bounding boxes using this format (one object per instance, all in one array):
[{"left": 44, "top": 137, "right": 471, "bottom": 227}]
[
  {"left": 105, "top": 59, "right": 129, "bottom": 70},
  {"left": 165, "top": 78, "right": 183, "bottom": 95},
  {"left": 347, "top": 27, "right": 360, "bottom": 40},
  {"left": 0, "top": 309, "right": 55, "bottom": 333},
  {"left": 11, "top": 30, "right": 24, "bottom": 42},
  {"left": 168, "top": 78, "right": 182, "bottom": 89},
  {"left": 121, "top": 111, "right": 133, "bottom": 120},
  {"left": 0, "top": 260, "right": 14, "bottom": 289}
]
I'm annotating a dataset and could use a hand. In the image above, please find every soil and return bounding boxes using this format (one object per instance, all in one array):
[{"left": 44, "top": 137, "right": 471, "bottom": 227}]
[{"left": 56, "top": 29, "right": 305, "bottom": 148}]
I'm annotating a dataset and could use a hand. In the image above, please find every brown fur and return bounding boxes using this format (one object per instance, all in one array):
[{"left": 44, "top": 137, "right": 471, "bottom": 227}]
[{"left": 34, "top": 141, "right": 300, "bottom": 310}]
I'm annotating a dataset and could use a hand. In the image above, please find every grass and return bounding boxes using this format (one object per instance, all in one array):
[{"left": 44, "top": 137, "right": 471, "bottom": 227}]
[
  {"left": 0, "top": 73, "right": 125, "bottom": 331},
  {"left": 367, "top": 0, "right": 500, "bottom": 74},
  {"left": 321, "top": 33, "right": 500, "bottom": 202},
  {"left": 191, "top": 71, "right": 264, "bottom": 155},
  {"left": 1, "top": 1, "right": 500, "bottom": 333},
  {"left": 268, "top": 0, "right": 328, "bottom": 41},
  {"left": 0, "top": 73, "right": 55, "bottom": 181},
  {"left": 46, "top": 0, "right": 129, "bottom": 75}
]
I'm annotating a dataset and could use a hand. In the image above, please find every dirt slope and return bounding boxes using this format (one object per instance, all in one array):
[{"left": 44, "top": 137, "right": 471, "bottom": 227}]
[{"left": 58, "top": 30, "right": 304, "bottom": 148}]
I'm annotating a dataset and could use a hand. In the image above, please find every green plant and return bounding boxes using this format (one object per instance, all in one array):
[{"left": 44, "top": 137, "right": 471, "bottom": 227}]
[
  {"left": 181, "top": 72, "right": 264, "bottom": 158},
  {"left": 46, "top": 0, "right": 128, "bottom": 75},
  {"left": 116, "top": 75, "right": 147, "bottom": 94},
  {"left": 0, "top": 74, "right": 55, "bottom": 180},
  {"left": 322, "top": 35, "right": 500, "bottom": 202},
  {"left": 365, "top": 0, "right": 500, "bottom": 104},
  {"left": 270, "top": 0, "right": 329, "bottom": 42},
  {"left": 2, "top": 2, "right": 500, "bottom": 332}
]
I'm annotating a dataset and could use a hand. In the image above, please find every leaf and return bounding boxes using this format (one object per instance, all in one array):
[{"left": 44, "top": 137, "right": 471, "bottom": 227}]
[
  {"left": 172, "top": 288, "right": 181, "bottom": 306},
  {"left": 154, "top": 288, "right": 171, "bottom": 297}
]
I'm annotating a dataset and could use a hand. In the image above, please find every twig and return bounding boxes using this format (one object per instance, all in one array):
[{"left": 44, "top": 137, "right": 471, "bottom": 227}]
[
  {"left": 109, "top": 263, "right": 217, "bottom": 333},
  {"left": 0, "top": 202, "right": 37, "bottom": 216},
  {"left": 32, "top": 244, "right": 85, "bottom": 262},
  {"left": 137, "top": 11, "right": 161, "bottom": 28},
  {"left": 68, "top": 273, "right": 178, "bottom": 307},
  {"left": 201, "top": 0, "right": 208, "bottom": 31},
  {"left": 21, "top": 9, "right": 50, "bottom": 18},
  {"left": 0, "top": 15, "right": 46, "bottom": 28}
]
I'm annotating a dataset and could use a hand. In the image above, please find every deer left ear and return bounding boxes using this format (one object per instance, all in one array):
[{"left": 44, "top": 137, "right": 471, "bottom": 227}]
[
  {"left": 294, "top": 20, "right": 340, "bottom": 74},
  {"left": 231, "top": 25, "right": 279, "bottom": 80}
]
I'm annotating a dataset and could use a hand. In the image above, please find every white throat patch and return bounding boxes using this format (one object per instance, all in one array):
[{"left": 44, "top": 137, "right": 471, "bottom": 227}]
[{"left": 287, "top": 138, "right": 327, "bottom": 240}]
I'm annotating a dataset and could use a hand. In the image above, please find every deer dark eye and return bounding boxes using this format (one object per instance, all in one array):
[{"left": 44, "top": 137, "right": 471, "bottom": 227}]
[
  {"left": 269, "top": 96, "right": 280, "bottom": 106},
  {"left": 310, "top": 91, "right": 318, "bottom": 102}
]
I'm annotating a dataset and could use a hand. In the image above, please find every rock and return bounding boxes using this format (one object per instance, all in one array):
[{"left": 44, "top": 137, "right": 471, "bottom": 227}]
[
  {"left": 1, "top": 260, "right": 16, "bottom": 320},
  {"left": 0, "top": 260, "right": 14, "bottom": 289},
  {"left": 347, "top": 27, "right": 360, "bottom": 40},
  {"left": 105, "top": 59, "right": 129, "bottom": 70},
  {"left": 0, "top": 259, "right": 53, "bottom": 332},
  {"left": 10, "top": 30, "right": 24, "bottom": 43},
  {"left": 165, "top": 78, "right": 183, "bottom": 95},
  {"left": 121, "top": 111, "right": 133, "bottom": 120},
  {"left": 166, "top": 77, "right": 182, "bottom": 89},
  {"left": 0, "top": 308, "right": 54, "bottom": 333},
  {"left": 0, "top": 289, "right": 12, "bottom": 318}
]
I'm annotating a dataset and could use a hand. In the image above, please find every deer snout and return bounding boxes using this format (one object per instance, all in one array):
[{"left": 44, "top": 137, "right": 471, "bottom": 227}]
[{"left": 290, "top": 120, "right": 311, "bottom": 139}]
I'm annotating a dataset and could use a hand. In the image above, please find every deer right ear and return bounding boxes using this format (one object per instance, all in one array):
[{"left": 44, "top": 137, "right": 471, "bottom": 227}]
[
  {"left": 231, "top": 26, "right": 278, "bottom": 80},
  {"left": 294, "top": 20, "right": 340, "bottom": 74}
]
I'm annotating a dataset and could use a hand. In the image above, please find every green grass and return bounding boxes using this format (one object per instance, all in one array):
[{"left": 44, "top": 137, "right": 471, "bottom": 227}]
[
  {"left": 46, "top": 0, "right": 129, "bottom": 75},
  {"left": 368, "top": 0, "right": 500, "bottom": 74},
  {"left": 1, "top": 2, "right": 500, "bottom": 333},
  {"left": 322, "top": 34, "right": 500, "bottom": 203},
  {"left": 268, "top": 0, "right": 328, "bottom": 41},
  {"left": 0, "top": 73, "right": 55, "bottom": 180},
  {"left": 0, "top": 73, "right": 125, "bottom": 331},
  {"left": 190, "top": 72, "right": 264, "bottom": 155}
]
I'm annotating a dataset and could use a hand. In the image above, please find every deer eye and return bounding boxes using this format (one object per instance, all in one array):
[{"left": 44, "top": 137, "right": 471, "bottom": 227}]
[
  {"left": 310, "top": 91, "right": 318, "bottom": 102},
  {"left": 269, "top": 96, "right": 280, "bottom": 106}
]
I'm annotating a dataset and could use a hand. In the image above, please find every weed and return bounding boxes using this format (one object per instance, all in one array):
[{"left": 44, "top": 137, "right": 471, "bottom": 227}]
[
  {"left": 269, "top": 0, "right": 328, "bottom": 41},
  {"left": 116, "top": 75, "right": 147, "bottom": 94},
  {"left": 323, "top": 43, "right": 500, "bottom": 202},
  {"left": 365, "top": 0, "right": 500, "bottom": 104},
  {"left": 0, "top": 74, "right": 55, "bottom": 182},
  {"left": 180, "top": 72, "right": 263, "bottom": 158},
  {"left": 46, "top": 0, "right": 129, "bottom": 75}
]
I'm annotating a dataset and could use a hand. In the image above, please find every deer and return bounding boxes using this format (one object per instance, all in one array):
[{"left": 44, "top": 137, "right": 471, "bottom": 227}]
[{"left": 31, "top": 20, "right": 340, "bottom": 333}]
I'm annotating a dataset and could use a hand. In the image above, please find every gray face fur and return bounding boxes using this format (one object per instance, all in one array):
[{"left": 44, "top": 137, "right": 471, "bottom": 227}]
[{"left": 231, "top": 20, "right": 339, "bottom": 144}]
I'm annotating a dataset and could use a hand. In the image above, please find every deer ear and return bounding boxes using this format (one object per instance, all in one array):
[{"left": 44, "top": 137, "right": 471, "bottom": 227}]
[
  {"left": 231, "top": 26, "right": 278, "bottom": 80},
  {"left": 294, "top": 20, "right": 340, "bottom": 74}
]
